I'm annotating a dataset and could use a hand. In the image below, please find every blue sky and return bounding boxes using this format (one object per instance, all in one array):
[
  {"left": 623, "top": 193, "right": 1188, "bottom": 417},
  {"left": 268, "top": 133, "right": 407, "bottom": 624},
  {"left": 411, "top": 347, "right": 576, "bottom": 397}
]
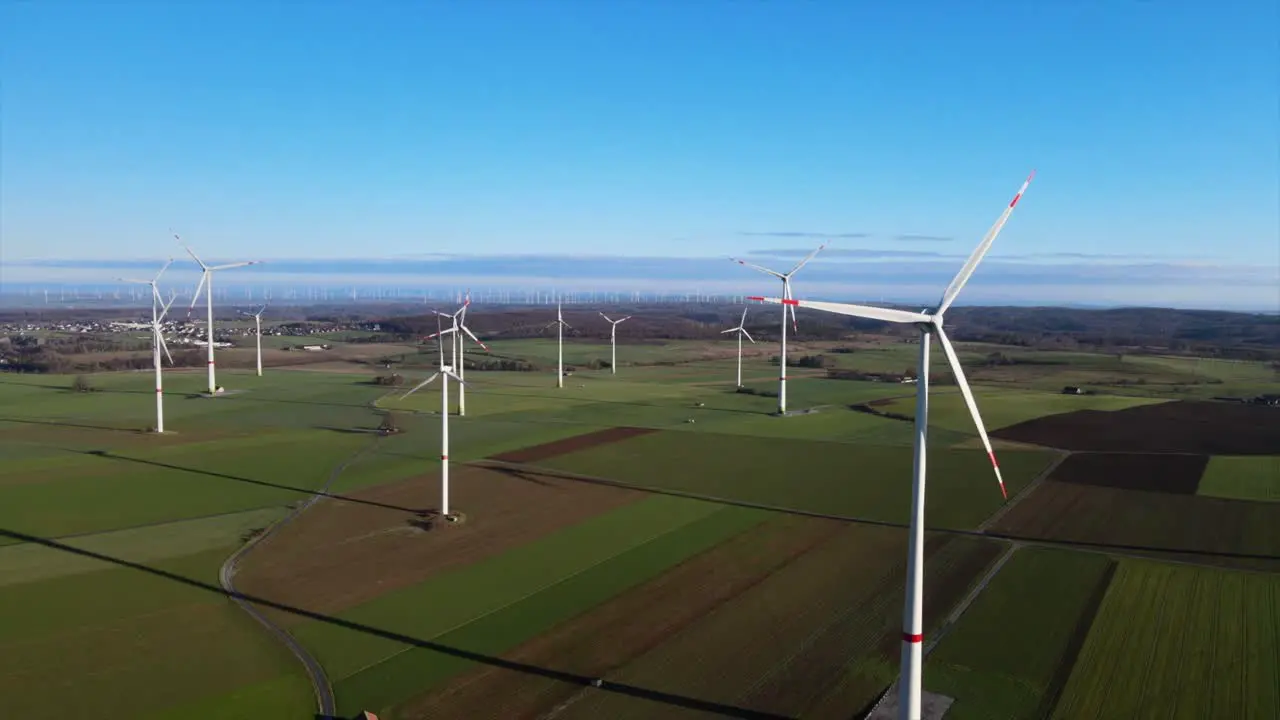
[{"left": 2, "top": 2, "right": 1277, "bottom": 310}]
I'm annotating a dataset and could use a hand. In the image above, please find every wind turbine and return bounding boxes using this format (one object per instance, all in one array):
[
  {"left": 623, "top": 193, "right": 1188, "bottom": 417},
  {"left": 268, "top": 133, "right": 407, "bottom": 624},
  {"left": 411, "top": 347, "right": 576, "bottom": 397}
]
[
  {"left": 119, "top": 260, "right": 177, "bottom": 433},
  {"left": 730, "top": 242, "right": 827, "bottom": 414},
  {"left": 431, "top": 294, "right": 487, "bottom": 416},
  {"left": 238, "top": 304, "right": 268, "bottom": 377},
  {"left": 720, "top": 307, "right": 756, "bottom": 388},
  {"left": 178, "top": 233, "right": 261, "bottom": 395},
  {"left": 543, "top": 303, "right": 573, "bottom": 388},
  {"left": 749, "top": 171, "right": 1034, "bottom": 720},
  {"left": 597, "top": 312, "right": 631, "bottom": 375},
  {"left": 403, "top": 316, "right": 467, "bottom": 518}
]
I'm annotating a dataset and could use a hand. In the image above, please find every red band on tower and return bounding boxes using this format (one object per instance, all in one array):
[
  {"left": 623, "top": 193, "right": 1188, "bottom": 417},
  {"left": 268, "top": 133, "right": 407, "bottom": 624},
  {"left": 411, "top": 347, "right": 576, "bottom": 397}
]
[{"left": 903, "top": 632, "right": 923, "bottom": 643}]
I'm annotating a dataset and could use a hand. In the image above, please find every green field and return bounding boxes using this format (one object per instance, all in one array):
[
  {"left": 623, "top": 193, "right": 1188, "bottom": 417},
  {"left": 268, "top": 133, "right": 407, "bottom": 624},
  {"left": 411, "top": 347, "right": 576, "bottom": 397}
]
[
  {"left": 535, "top": 430, "right": 1055, "bottom": 530},
  {"left": 926, "top": 547, "right": 1116, "bottom": 719},
  {"left": 1051, "top": 560, "right": 1280, "bottom": 719},
  {"left": 880, "top": 388, "right": 1169, "bottom": 434},
  {"left": 1198, "top": 456, "right": 1280, "bottom": 502},
  {"left": 2, "top": 336, "right": 1277, "bottom": 719}
]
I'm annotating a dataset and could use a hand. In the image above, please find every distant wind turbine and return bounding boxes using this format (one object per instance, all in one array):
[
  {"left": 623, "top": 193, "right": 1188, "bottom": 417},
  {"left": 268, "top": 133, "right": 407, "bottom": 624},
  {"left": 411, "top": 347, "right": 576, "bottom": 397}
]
[
  {"left": 598, "top": 312, "right": 631, "bottom": 375},
  {"left": 730, "top": 242, "right": 827, "bottom": 414},
  {"left": 720, "top": 307, "right": 756, "bottom": 388},
  {"left": 403, "top": 316, "right": 467, "bottom": 519},
  {"left": 178, "top": 233, "right": 260, "bottom": 394},
  {"left": 238, "top": 304, "right": 268, "bottom": 377},
  {"left": 431, "top": 293, "right": 487, "bottom": 416},
  {"left": 543, "top": 303, "right": 573, "bottom": 388},
  {"left": 118, "top": 259, "right": 177, "bottom": 433}
]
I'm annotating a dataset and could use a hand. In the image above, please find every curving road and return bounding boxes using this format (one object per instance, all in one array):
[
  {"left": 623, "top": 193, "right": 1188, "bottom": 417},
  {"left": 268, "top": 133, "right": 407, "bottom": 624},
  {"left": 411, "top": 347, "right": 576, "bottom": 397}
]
[{"left": 219, "top": 436, "right": 382, "bottom": 719}]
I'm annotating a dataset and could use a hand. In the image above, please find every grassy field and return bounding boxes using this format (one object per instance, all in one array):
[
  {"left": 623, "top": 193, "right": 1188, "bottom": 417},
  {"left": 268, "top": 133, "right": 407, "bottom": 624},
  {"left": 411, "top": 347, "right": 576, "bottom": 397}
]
[
  {"left": 925, "top": 547, "right": 1117, "bottom": 719},
  {"left": 535, "top": 430, "right": 1055, "bottom": 530},
  {"left": 2, "top": 335, "right": 1276, "bottom": 719},
  {"left": 879, "top": 388, "right": 1168, "bottom": 434},
  {"left": 1051, "top": 560, "right": 1280, "bottom": 719},
  {"left": 0, "top": 546, "right": 312, "bottom": 719},
  {"left": 1198, "top": 455, "right": 1280, "bottom": 502}
]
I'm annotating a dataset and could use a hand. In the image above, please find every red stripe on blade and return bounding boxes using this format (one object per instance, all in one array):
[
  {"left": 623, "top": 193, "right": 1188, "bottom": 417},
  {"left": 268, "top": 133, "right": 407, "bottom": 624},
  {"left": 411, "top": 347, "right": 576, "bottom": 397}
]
[
  {"left": 781, "top": 299, "right": 799, "bottom": 306},
  {"left": 746, "top": 296, "right": 765, "bottom": 301},
  {"left": 441, "top": 454, "right": 448, "bottom": 461},
  {"left": 903, "top": 632, "right": 923, "bottom": 643},
  {"left": 988, "top": 451, "right": 1000, "bottom": 469}
]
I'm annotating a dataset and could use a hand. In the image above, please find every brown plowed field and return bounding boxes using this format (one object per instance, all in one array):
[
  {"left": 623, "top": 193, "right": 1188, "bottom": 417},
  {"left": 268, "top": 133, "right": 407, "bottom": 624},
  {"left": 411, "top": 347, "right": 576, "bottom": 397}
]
[
  {"left": 992, "top": 400, "right": 1280, "bottom": 454},
  {"left": 1047, "top": 452, "right": 1209, "bottom": 494},
  {"left": 235, "top": 465, "right": 645, "bottom": 623},
  {"left": 990, "top": 482, "right": 1280, "bottom": 571},
  {"left": 393, "top": 513, "right": 848, "bottom": 719},
  {"left": 489, "top": 426, "right": 658, "bottom": 463}
]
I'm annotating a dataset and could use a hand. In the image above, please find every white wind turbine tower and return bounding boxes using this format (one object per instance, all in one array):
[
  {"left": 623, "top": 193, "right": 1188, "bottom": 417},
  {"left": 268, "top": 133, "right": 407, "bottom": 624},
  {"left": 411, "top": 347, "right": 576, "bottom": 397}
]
[
  {"left": 597, "top": 312, "right": 631, "bottom": 375},
  {"left": 431, "top": 294, "right": 487, "bottom": 416},
  {"left": 403, "top": 317, "right": 467, "bottom": 519},
  {"left": 119, "top": 260, "right": 177, "bottom": 433},
  {"left": 543, "top": 303, "right": 573, "bottom": 388},
  {"left": 730, "top": 242, "right": 827, "bottom": 414},
  {"left": 720, "top": 307, "right": 756, "bottom": 388},
  {"left": 238, "top": 304, "right": 268, "bottom": 377},
  {"left": 178, "top": 234, "right": 261, "bottom": 395},
  {"left": 749, "top": 172, "right": 1034, "bottom": 720}
]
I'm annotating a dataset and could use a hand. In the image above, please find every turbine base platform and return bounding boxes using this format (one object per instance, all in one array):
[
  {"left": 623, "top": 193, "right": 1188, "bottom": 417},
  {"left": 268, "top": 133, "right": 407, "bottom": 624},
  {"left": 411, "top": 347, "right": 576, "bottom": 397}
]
[
  {"left": 412, "top": 509, "right": 469, "bottom": 531},
  {"left": 866, "top": 687, "right": 955, "bottom": 719}
]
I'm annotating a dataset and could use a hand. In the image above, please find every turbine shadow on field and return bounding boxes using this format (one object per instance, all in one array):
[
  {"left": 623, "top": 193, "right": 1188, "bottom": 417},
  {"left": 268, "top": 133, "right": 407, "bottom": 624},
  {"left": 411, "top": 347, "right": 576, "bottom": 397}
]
[
  {"left": 478, "top": 462, "right": 1280, "bottom": 568},
  {"left": 461, "top": 385, "right": 764, "bottom": 416},
  {"left": 1, "top": 527, "right": 794, "bottom": 720},
  {"left": 79, "top": 450, "right": 424, "bottom": 515},
  {"left": 0, "top": 416, "right": 139, "bottom": 434}
]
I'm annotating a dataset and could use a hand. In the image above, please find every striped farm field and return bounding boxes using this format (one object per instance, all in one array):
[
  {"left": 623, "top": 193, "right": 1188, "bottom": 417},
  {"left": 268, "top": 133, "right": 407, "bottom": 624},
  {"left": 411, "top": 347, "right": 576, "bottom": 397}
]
[
  {"left": 925, "top": 547, "right": 1117, "bottom": 719},
  {"left": 1050, "top": 560, "right": 1280, "bottom": 719}
]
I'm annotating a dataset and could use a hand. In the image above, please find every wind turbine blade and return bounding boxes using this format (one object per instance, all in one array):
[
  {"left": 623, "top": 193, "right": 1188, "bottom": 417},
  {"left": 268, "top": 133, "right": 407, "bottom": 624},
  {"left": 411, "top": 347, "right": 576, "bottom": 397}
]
[
  {"left": 936, "top": 171, "right": 1035, "bottom": 315},
  {"left": 747, "top": 296, "right": 931, "bottom": 324},
  {"left": 460, "top": 325, "right": 488, "bottom": 351},
  {"left": 784, "top": 281, "right": 798, "bottom": 331},
  {"left": 153, "top": 258, "right": 175, "bottom": 283},
  {"left": 444, "top": 369, "right": 467, "bottom": 385},
  {"left": 425, "top": 327, "right": 456, "bottom": 340},
  {"left": 786, "top": 241, "right": 828, "bottom": 275},
  {"left": 739, "top": 307, "right": 748, "bottom": 326},
  {"left": 157, "top": 331, "right": 174, "bottom": 365},
  {"left": 935, "top": 327, "right": 1008, "bottom": 499},
  {"left": 599, "top": 312, "right": 612, "bottom": 323},
  {"left": 209, "top": 261, "right": 260, "bottom": 271},
  {"left": 729, "top": 257, "right": 786, "bottom": 279},
  {"left": 720, "top": 327, "right": 737, "bottom": 334},
  {"left": 402, "top": 373, "right": 440, "bottom": 398},
  {"left": 158, "top": 290, "right": 177, "bottom": 322},
  {"left": 618, "top": 316, "right": 631, "bottom": 323},
  {"left": 561, "top": 320, "right": 574, "bottom": 330},
  {"left": 187, "top": 272, "right": 208, "bottom": 315},
  {"left": 180, "top": 239, "right": 207, "bottom": 269},
  {"left": 742, "top": 329, "right": 756, "bottom": 343}
]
